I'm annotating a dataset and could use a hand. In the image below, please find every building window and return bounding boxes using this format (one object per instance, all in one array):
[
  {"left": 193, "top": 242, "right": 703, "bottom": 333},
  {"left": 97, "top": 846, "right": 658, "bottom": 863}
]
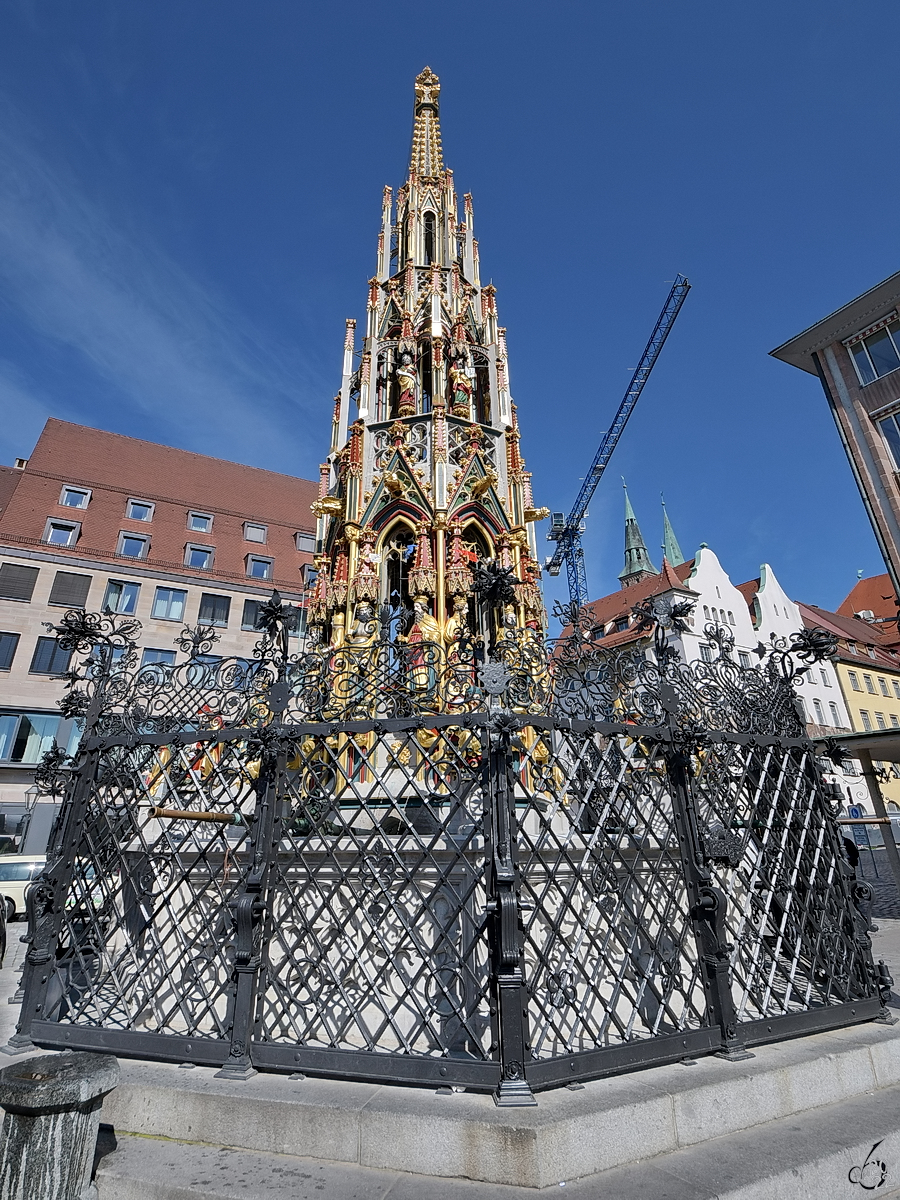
[
  {"left": 703, "top": 606, "right": 710, "bottom": 620},
  {"left": 126, "top": 499, "right": 154, "bottom": 521},
  {"left": 246, "top": 555, "right": 272, "bottom": 580},
  {"left": 151, "top": 587, "right": 186, "bottom": 621},
  {"left": 0, "top": 711, "right": 72, "bottom": 764},
  {"left": 43, "top": 519, "right": 80, "bottom": 547},
  {"left": 244, "top": 523, "right": 268, "bottom": 544},
  {"left": 700, "top": 644, "right": 714, "bottom": 663},
  {"left": 188, "top": 512, "right": 213, "bottom": 533},
  {"left": 849, "top": 671, "right": 862, "bottom": 691},
  {"left": 141, "top": 648, "right": 176, "bottom": 669},
  {"left": 813, "top": 698, "right": 824, "bottom": 724},
  {"left": 117, "top": 532, "right": 149, "bottom": 559},
  {"left": 59, "top": 486, "right": 90, "bottom": 509},
  {"left": 48, "top": 571, "right": 91, "bottom": 608},
  {"left": 0, "top": 563, "right": 39, "bottom": 602},
  {"left": 880, "top": 677, "right": 890, "bottom": 696},
  {"left": 727, "top": 611, "right": 735, "bottom": 625},
  {"left": 241, "top": 599, "right": 262, "bottom": 630},
  {"left": 848, "top": 317, "right": 900, "bottom": 385},
  {"left": 295, "top": 532, "right": 315, "bottom": 553},
  {"left": 821, "top": 670, "right": 831, "bottom": 686},
  {"left": 198, "top": 593, "right": 230, "bottom": 627},
  {"left": 847, "top": 641, "right": 858, "bottom": 655},
  {"left": 892, "top": 714, "right": 900, "bottom": 729},
  {"left": 103, "top": 579, "right": 140, "bottom": 615},
  {"left": 864, "top": 674, "right": 876, "bottom": 693},
  {"left": 87, "top": 644, "right": 127, "bottom": 676},
  {"left": 739, "top": 651, "right": 751, "bottom": 668},
  {"left": 876, "top": 712, "right": 887, "bottom": 729},
  {"left": 185, "top": 544, "right": 214, "bottom": 571},
  {"left": 830, "top": 702, "right": 840, "bottom": 725},
  {"left": 30, "top": 636, "right": 72, "bottom": 675},
  {"left": 0, "top": 633, "right": 19, "bottom": 671},
  {"left": 868, "top": 646, "right": 878, "bottom": 659},
  {"left": 861, "top": 710, "right": 872, "bottom": 731}
]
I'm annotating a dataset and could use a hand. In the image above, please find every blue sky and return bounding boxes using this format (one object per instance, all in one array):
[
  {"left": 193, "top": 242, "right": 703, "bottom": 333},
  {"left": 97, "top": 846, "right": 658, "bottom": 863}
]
[{"left": 0, "top": 1, "right": 897, "bottom": 613}]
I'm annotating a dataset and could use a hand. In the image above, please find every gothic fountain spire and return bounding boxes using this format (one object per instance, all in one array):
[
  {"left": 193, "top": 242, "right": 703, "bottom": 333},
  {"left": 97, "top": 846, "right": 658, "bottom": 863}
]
[
  {"left": 410, "top": 66, "right": 444, "bottom": 178},
  {"left": 310, "top": 68, "right": 549, "bottom": 658}
]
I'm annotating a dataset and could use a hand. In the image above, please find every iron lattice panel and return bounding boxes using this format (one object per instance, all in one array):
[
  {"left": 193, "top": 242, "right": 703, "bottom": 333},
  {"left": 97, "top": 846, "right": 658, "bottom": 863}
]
[
  {"left": 260, "top": 725, "right": 491, "bottom": 1061},
  {"left": 690, "top": 738, "right": 872, "bottom": 1020},
  {"left": 43, "top": 737, "right": 257, "bottom": 1044},
  {"left": 15, "top": 602, "right": 886, "bottom": 1100},
  {"left": 514, "top": 725, "right": 707, "bottom": 1059}
]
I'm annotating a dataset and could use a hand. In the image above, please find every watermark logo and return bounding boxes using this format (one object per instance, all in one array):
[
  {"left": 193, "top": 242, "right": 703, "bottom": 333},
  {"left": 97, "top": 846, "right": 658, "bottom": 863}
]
[{"left": 849, "top": 1141, "right": 888, "bottom": 1190}]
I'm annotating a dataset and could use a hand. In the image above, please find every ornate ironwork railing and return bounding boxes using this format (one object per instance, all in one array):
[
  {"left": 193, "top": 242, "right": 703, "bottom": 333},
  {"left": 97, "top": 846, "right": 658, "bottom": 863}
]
[{"left": 7, "top": 600, "right": 894, "bottom": 1104}]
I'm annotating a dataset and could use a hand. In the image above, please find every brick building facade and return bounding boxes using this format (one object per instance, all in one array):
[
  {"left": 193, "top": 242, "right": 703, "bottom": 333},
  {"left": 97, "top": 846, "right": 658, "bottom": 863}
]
[{"left": 0, "top": 418, "right": 317, "bottom": 851}]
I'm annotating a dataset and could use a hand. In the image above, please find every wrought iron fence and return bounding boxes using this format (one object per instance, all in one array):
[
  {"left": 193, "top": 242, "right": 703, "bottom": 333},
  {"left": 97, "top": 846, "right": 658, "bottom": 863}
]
[{"left": 7, "top": 597, "right": 894, "bottom": 1104}]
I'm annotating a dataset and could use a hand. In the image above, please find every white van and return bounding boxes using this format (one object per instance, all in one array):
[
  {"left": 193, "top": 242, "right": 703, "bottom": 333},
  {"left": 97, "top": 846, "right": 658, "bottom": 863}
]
[{"left": 0, "top": 855, "right": 46, "bottom": 920}]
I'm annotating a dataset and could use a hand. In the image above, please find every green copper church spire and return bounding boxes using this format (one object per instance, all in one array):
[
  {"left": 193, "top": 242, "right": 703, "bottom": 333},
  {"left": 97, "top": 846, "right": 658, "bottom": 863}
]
[
  {"left": 661, "top": 495, "right": 685, "bottom": 567},
  {"left": 618, "top": 482, "right": 658, "bottom": 586}
]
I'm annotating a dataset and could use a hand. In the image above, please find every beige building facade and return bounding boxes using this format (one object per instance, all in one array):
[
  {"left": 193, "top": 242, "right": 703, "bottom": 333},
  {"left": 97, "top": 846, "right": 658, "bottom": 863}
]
[{"left": 0, "top": 420, "right": 318, "bottom": 851}]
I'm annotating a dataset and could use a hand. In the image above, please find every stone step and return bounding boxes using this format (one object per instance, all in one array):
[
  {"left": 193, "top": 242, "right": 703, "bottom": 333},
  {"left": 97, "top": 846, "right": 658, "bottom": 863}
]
[
  {"left": 94, "top": 1080, "right": 900, "bottom": 1199},
  {"left": 102, "top": 1018, "right": 900, "bottom": 1189}
]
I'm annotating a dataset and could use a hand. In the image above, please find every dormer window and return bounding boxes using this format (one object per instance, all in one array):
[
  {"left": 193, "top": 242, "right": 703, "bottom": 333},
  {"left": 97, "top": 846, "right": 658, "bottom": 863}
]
[
  {"left": 44, "top": 519, "right": 80, "bottom": 547},
  {"left": 60, "top": 486, "right": 90, "bottom": 509},
  {"left": 188, "top": 512, "right": 213, "bottom": 533},
  {"left": 244, "top": 522, "right": 267, "bottom": 544},
  {"left": 126, "top": 499, "right": 154, "bottom": 521}
]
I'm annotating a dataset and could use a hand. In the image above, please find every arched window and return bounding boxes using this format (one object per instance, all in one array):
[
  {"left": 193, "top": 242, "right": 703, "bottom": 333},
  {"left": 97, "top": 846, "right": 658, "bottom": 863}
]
[
  {"left": 419, "top": 340, "right": 433, "bottom": 413},
  {"left": 382, "top": 525, "right": 415, "bottom": 609},
  {"left": 813, "top": 698, "right": 824, "bottom": 724},
  {"left": 727, "top": 611, "right": 735, "bottom": 625},
  {"left": 473, "top": 352, "right": 491, "bottom": 424},
  {"left": 423, "top": 212, "right": 436, "bottom": 265},
  {"left": 703, "top": 606, "right": 710, "bottom": 620}
]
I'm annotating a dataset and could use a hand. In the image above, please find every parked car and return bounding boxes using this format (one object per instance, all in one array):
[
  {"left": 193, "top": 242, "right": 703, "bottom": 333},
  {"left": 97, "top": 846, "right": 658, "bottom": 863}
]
[{"left": 0, "top": 855, "right": 46, "bottom": 921}]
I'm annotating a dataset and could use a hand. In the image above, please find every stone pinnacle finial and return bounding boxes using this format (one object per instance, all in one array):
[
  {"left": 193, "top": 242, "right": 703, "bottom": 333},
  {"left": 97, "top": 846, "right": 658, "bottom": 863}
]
[{"left": 410, "top": 67, "right": 444, "bottom": 178}]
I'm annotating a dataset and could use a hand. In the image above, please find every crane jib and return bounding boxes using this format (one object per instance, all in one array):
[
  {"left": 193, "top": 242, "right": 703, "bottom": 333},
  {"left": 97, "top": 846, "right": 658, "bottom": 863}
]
[{"left": 545, "top": 274, "right": 690, "bottom": 602}]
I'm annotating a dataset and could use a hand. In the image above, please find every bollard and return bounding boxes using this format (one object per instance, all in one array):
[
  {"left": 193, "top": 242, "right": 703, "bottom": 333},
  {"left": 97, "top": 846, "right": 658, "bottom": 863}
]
[{"left": 0, "top": 1052, "right": 118, "bottom": 1200}]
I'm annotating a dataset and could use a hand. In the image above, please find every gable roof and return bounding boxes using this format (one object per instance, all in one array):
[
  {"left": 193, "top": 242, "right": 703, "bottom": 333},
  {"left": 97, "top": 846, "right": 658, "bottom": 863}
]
[
  {"left": 798, "top": 601, "right": 900, "bottom": 669},
  {"left": 838, "top": 574, "right": 897, "bottom": 622}
]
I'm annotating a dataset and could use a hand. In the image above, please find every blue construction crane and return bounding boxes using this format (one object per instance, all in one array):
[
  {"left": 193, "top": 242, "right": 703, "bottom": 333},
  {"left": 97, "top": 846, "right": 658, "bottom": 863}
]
[{"left": 544, "top": 273, "right": 691, "bottom": 608}]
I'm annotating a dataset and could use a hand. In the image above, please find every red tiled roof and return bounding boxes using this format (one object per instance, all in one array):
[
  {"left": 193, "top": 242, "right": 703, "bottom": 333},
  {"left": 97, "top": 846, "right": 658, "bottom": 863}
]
[
  {"left": 798, "top": 602, "right": 900, "bottom": 669},
  {"left": 0, "top": 465, "right": 21, "bottom": 514},
  {"left": 838, "top": 574, "right": 897, "bottom": 621},
  {"left": 0, "top": 419, "right": 319, "bottom": 594},
  {"left": 734, "top": 579, "right": 759, "bottom": 609},
  {"left": 557, "top": 558, "right": 698, "bottom": 646}
]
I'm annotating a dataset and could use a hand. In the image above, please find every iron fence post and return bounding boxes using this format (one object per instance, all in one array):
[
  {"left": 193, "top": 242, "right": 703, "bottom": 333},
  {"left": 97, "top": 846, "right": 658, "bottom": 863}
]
[
  {"left": 4, "top": 747, "right": 101, "bottom": 1055},
  {"left": 485, "top": 711, "right": 536, "bottom": 1107},
  {"left": 660, "top": 684, "right": 753, "bottom": 1063},
  {"left": 215, "top": 738, "right": 284, "bottom": 1080}
]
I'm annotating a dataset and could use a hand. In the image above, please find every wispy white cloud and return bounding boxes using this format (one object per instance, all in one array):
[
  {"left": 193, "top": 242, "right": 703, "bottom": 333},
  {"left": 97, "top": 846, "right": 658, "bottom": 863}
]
[{"left": 0, "top": 98, "right": 328, "bottom": 474}]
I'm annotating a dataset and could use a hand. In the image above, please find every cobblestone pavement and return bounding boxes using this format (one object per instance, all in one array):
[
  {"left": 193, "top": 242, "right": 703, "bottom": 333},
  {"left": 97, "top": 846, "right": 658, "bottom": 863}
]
[{"left": 859, "top": 849, "right": 900, "bottom": 918}]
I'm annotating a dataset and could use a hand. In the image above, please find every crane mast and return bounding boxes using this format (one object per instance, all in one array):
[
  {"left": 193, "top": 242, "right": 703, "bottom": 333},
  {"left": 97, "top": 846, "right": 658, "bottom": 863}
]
[{"left": 545, "top": 274, "right": 691, "bottom": 608}]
